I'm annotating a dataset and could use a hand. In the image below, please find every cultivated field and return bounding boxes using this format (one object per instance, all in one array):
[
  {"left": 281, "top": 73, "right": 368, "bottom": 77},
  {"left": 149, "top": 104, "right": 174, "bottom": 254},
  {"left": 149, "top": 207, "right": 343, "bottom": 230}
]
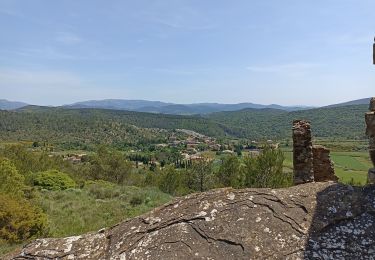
[{"left": 283, "top": 149, "right": 371, "bottom": 185}]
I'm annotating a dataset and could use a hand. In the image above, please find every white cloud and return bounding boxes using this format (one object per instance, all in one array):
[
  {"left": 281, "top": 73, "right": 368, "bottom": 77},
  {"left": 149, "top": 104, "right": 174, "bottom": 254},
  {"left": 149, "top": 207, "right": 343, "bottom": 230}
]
[
  {"left": 0, "top": 68, "right": 84, "bottom": 89},
  {"left": 7, "top": 47, "right": 78, "bottom": 60},
  {"left": 151, "top": 16, "right": 216, "bottom": 30},
  {"left": 246, "top": 62, "right": 320, "bottom": 73},
  {"left": 55, "top": 32, "right": 83, "bottom": 45},
  {"left": 0, "top": 68, "right": 132, "bottom": 105},
  {"left": 152, "top": 68, "right": 198, "bottom": 75},
  {"left": 245, "top": 62, "right": 322, "bottom": 78},
  {"left": 0, "top": 8, "right": 23, "bottom": 17},
  {"left": 134, "top": 1, "right": 217, "bottom": 31}
]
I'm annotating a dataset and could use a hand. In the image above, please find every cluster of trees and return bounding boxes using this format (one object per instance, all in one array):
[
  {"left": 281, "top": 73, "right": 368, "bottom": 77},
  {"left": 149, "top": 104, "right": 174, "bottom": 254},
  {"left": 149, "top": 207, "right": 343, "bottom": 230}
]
[
  {"left": 0, "top": 143, "right": 291, "bottom": 251},
  {"left": 127, "top": 146, "right": 183, "bottom": 168},
  {"left": 146, "top": 146, "right": 292, "bottom": 196},
  {"left": 0, "top": 159, "right": 47, "bottom": 244},
  {"left": 0, "top": 145, "right": 83, "bottom": 246}
]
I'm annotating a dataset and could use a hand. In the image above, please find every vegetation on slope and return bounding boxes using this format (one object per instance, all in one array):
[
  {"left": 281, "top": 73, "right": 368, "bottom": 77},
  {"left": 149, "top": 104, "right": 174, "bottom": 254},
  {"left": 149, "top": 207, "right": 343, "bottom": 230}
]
[
  {"left": 0, "top": 144, "right": 291, "bottom": 255},
  {"left": 0, "top": 107, "right": 227, "bottom": 149},
  {"left": 0, "top": 105, "right": 369, "bottom": 151},
  {"left": 208, "top": 104, "right": 367, "bottom": 140}
]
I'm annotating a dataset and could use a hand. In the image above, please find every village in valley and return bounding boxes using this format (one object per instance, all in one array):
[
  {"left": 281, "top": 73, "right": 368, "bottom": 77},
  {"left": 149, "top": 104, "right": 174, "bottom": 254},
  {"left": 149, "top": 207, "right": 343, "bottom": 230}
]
[{"left": 62, "top": 128, "right": 277, "bottom": 170}]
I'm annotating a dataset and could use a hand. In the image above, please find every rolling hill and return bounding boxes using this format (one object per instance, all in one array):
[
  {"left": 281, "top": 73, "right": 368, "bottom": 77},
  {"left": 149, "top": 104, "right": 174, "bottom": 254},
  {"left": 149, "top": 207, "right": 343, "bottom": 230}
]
[
  {"left": 0, "top": 104, "right": 368, "bottom": 150},
  {"left": 208, "top": 104, "right": 368, "bottom": 140},
  {"left": 0, "top": 106, "right": 227, "bottom": 149},
  {"left": 0, "top": 99, "right": 28, "bottom": 110},
  {"left": 65, "top": 99, "right": 312, "bottom": 114},
  {"left": 324, "top": 98, "right": 371, "bottom": 108}
]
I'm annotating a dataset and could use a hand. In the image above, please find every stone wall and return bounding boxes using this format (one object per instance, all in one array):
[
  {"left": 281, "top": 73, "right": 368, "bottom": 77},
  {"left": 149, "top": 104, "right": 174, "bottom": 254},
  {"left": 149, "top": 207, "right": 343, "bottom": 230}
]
[
  {"left": 312, "top": 145, "right": 338, "bottom": 182},
  {"left": 293, "top": 120, "right": 314, "bottom": 184},
  {"left": 366, "top": 97, "right": 375, "bottom": 183},
  {"left": 293, "top": 120, "right": 337, "bottom": 184}
]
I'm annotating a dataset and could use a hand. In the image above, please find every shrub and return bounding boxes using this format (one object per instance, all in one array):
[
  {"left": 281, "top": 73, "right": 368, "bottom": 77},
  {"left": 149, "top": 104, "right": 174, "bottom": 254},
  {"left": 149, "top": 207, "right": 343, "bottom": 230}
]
[
  {"left": 0, "top": 158, "right": 25, "bottom": 197},
  {"left": 158, "top": 166, "right": 187, "bottom": 196},
  {"left": 129, "top": 195, "right": 143, "bottom": 207},
  {"left": 84, "top": 180, "right": 120, "bottom": 199},
  {"left": 0, "top": 193, "right": 47, "bottom": 243},
  {"left": 216, "top": 156, "right": 243, "bottom": 188},
  {"left": 187, "top": 160, "right": 214, "bottom": 192},
  {"left": 33, "top": 170, "right": 76, "bottom": 190},
  {"left": 243, "top": 147, "right": 292, "bottom": 188}
]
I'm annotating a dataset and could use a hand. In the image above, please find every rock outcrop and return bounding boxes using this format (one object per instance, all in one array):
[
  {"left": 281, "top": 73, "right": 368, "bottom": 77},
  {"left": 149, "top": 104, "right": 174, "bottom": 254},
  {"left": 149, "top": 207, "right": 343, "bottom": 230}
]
[
  {"left": 366, "top": 97, "right": 375, "bottom": 183},
  {"left": 312, "top": 145, "right": 338, "bottom": 182},
  {"left": 292, "top": 120, "right": 314, "bottom": 184},
  {"left": 6, "top": 182, "right": 375, "bottom": 260}
]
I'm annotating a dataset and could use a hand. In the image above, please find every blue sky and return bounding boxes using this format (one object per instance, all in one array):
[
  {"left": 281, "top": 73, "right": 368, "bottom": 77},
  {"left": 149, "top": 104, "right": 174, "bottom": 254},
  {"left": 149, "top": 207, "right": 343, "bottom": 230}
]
[{"left": 0, "top": 0, "right": 374, "bottom": 106}]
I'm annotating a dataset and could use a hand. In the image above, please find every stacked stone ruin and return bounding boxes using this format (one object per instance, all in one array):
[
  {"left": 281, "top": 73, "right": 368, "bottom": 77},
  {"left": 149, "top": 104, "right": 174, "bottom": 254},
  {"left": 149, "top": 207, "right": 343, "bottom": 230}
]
[
  {"left": 293, "top": 120, "right": 337, "bottom": 184},
  {"left": 312, "top": 145, "right": 338, "bottom": 182},
  {"left": 366, "top": 97, "right": 375, "bottom": 183},
  {"left": 292, "top": 120, "right": 314, "bottom": 184}
]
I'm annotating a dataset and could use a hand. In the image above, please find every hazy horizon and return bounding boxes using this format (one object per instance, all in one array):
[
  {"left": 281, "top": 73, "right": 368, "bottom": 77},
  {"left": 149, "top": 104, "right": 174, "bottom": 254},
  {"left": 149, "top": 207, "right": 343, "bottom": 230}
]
[
  {"left": 1, "top": 0, "right": 374, "bottom": 106},
  {"left": 1, "top": 96, "right": 371, "bottom": 108}
]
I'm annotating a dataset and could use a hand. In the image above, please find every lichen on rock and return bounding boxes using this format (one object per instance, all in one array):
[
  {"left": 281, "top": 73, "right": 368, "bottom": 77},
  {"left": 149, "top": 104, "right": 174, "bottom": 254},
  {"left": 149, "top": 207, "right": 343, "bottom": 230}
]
[{"left": 6, "top": 182, "right": 375, "bottom": 260}]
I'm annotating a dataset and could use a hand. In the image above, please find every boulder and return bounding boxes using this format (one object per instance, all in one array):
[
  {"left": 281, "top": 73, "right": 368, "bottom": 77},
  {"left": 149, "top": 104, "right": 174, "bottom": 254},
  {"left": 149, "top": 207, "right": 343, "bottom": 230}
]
[{"left": 6, "top": 182, "right": 375, "bottom": 260}]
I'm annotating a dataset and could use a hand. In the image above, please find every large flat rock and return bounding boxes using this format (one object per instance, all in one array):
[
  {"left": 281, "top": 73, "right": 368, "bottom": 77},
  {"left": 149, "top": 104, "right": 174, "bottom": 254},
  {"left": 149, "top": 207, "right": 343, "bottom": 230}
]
[{"left": 6, "top": 182, "right": 375, "bottom": 259}]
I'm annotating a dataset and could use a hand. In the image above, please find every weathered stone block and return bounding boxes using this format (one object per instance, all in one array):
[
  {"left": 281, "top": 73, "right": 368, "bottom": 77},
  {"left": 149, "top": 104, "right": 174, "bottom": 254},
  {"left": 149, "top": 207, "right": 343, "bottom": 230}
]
[
  {"left": 366, "top": 98, "right": 375, "bottom": 170},
  {"left": 370, "top": 149, "right": 375, "bottom": 166},
  {"left": 312, "top": 145, "right": 338, "bottom": 182},
  {"left": 370, "top": 97, "right": 375, "bottom": 111},
  {"left": 370, "top": 136, "right": 375, "bottom": 148},
  {"left": 293, "top": 120, "right": 314, "bottom": 184},
  {"left": 365, "top": 112, "right": 375, "bottom": 137},
  {"left": 368, "top": 168, "right": 375, "bottom": 184}
]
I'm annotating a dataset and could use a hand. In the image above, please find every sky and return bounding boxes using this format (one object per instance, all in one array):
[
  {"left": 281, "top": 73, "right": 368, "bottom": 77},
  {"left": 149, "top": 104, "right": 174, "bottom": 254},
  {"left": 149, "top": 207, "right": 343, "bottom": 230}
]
[{"left": 0, "top": 0, "right": 374, "bottom": 106}]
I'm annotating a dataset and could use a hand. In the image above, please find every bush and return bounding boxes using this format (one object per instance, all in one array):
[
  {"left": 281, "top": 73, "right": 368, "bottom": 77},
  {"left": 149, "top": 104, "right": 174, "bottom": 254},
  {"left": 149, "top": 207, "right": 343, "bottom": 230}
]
[
  {"left": 187, "top": 160, "right": 214, "bottom": 192},
  {"left": 129, "top": 195, "right": 143, "bottom": 207},
  {"left": 216, "top": 156, "right": 243, "bottom": 188},
  {"left": 158, "top": 166, "right": 188, "bottom": 196},
  {"left": 0, "top": 193, "right": 47, "bottom": 243},
  {"left": 243, "top": 147, "right": 292, "bottom": 188},
  {"left": 84, "top": 180, "right": 120, "bottom": 199},
  {"left": 33, "top": 170, "right": 76, "bottom": 190},
  {"left": 0, "top": 158, "right": 25, "bottom": 197}
]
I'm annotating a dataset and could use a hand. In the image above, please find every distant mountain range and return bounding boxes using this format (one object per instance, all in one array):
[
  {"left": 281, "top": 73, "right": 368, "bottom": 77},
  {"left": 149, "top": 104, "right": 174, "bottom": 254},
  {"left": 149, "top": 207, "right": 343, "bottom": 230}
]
[
  {"left": 0, "top": 97, "right": 372, "bottom": 114},
  {"left": 324, "top": 98, "right": 371, "bottom": 108},
  {"left": 0, "top": 99, "right": 28, "bottom": 110},
  {"left": 65, "top": 99, "right": 313, "bottom": 114}
]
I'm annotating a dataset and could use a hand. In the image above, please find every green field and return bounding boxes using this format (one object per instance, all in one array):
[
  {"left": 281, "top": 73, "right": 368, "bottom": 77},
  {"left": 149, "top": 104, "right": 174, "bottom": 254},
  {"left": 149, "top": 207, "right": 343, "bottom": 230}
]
[{"left": 283, "top": 150, "right": 371, "bottom": 185}]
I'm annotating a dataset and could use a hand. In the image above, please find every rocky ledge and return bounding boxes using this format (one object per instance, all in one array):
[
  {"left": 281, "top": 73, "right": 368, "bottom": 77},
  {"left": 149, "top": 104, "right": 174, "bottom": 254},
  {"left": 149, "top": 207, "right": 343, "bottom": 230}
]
[{"left": 6, "top": 182, "right": 375, "bottom": 260}]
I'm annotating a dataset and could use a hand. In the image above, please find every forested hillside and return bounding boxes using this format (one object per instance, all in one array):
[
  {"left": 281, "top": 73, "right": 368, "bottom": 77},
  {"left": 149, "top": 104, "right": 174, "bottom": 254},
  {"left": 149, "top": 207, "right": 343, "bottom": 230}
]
[
  {"left": 208, "top": 104, "right": 368, "bottom": 140},
  {"left": 0, "top": 106, "right": 226, "bottom": 149},
  {"left": 0, "top": 105, "right": 368, "bottom": 150}
]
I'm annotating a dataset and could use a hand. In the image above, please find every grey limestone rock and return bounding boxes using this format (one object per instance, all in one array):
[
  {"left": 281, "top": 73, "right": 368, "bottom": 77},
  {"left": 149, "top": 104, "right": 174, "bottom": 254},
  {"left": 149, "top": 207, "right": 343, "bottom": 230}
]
[{"left": 6, "top": 182, "right": 375, "bottom": 260}]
